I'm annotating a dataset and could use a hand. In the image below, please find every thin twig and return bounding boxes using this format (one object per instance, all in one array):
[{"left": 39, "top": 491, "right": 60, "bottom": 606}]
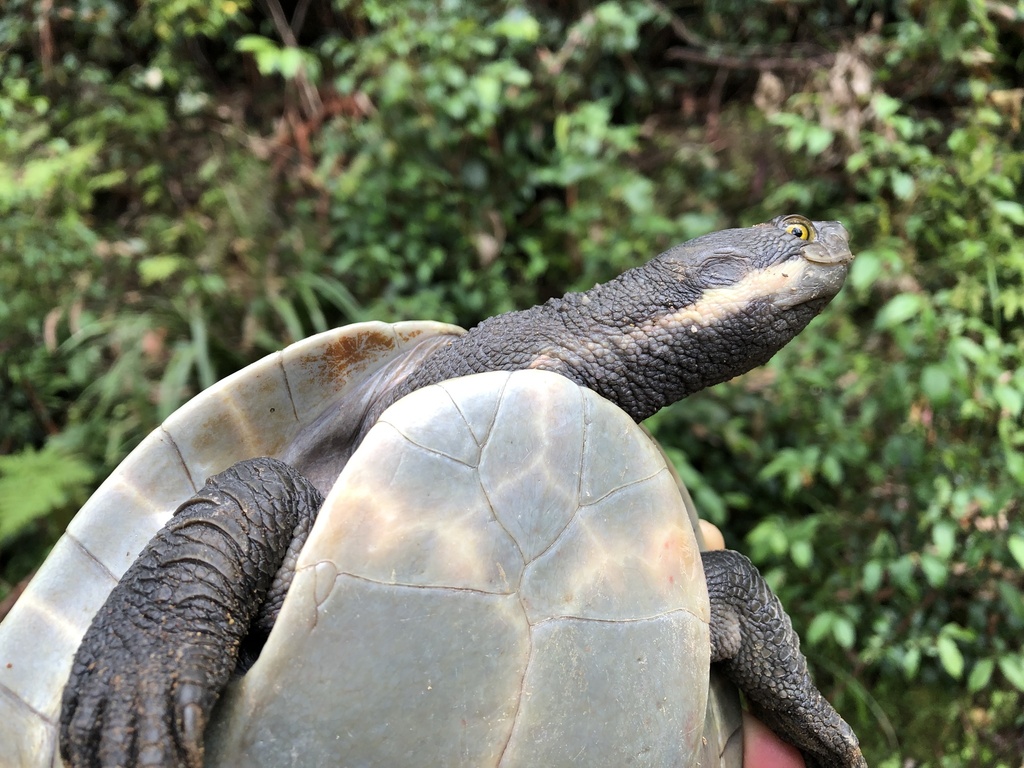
[
  {"left": 261, "top": 0, "right": 322, "bottom": 118},
  {"left": 647, "top": 0, "right": 836, "bottom": 72},
  {"left": 37, "top": 0, "right": 54, "bottom": 78},
  {"left": 21, "top": 379, "right": 59, "bottom": 436},
  {"left": 291, "top": 0, "right": 313, "bottom": 37},
  {"left": 644, "top": 0, "right": 707, "bottom": 47},
  {"left": 667, "top": 46, "right": 835, "bottom": 72},
  {"left": 705, "top": 66, "right": 729, "bottom": 142}
]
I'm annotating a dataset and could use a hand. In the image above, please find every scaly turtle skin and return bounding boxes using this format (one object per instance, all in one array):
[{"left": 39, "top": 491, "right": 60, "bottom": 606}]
[{"left": 0, "top": 215, "right": 865, "bottom": 767}]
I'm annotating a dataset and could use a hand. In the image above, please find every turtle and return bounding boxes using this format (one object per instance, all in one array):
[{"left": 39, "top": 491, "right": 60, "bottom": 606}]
[{"left": 0, "top": 214, "right": 866, "bottom": 768}]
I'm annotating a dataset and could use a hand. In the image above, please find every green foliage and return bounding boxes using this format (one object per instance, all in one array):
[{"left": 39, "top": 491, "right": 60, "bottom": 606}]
[
  {"left": 1, "top": 0, "right": 1023, "bottom": 764},
  {"left": 0, "top": 446, "right": 94, "bottom": 543},
  {"left": 236, "top": 35, "right": 321, "bottom": 80},
  {"left": 653, "top": 3, "right": 1024, "bottom": 763}
]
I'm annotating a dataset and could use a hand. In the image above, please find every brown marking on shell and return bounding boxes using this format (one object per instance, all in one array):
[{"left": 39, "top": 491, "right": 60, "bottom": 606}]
[
  {"left": 182, "top": 408, "right": 251, "bottom": 465},
  {"left": 298, "top": 329, "right": 397, "bottom": 392},
  {"left": 650, "top": 523, "right": 709, "bottom": 619},
  {"left": 395, "top": 327, "right": 424, "bottom": 343},
  {"left": 392, "top": 320, "right": 466, "bottom": 351}
]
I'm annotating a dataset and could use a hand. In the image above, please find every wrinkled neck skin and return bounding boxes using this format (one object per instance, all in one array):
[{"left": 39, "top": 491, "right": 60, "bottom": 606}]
[
  {"left": 289, "top": 256, "right": 836, "bottom": 495},
  {"left": 384, "top": 262, "right": 828, "bottom": 424}
]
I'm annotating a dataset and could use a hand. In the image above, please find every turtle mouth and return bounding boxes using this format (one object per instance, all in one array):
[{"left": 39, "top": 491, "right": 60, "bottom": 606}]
[{"left": 772, "top": 259, "right": 851, "bottom": 309}]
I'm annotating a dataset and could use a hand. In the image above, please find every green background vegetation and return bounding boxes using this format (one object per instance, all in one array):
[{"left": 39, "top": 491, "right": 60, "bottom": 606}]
[{"left": 1, "top": 0, "right": 1022, "bottom": 764}]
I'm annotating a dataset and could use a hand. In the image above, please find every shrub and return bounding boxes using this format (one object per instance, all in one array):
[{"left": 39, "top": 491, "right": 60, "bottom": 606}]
[{"left": 1, "top": 1, "right": 1021, "bottom": 763}]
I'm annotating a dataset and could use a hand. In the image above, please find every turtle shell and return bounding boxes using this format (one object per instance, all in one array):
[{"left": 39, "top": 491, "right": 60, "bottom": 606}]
[
  {"left": 0, "top": 321, "right": 463, "bottom": 767},
  {"left": 204, "top": 370, "right": 717, "bottom": 767},
  {"left": 0, "top": 325, "right": 742, "bottom": 767}
]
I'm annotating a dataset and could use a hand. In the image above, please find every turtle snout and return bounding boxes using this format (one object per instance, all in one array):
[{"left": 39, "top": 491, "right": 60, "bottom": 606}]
[{"left": 801, "top": 221, "right": 854, "bottom": 266}]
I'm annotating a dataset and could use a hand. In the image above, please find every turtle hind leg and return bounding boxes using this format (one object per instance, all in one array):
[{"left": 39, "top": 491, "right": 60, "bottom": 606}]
[
  {"left": 701, "top": 549, "right": 867, "bottom": 768},
  {"left": 60, "top": 457, "right": 323, "bottom": 768},
  {"left": 236, "top": 494, "right": 320, "bottom": 673}
]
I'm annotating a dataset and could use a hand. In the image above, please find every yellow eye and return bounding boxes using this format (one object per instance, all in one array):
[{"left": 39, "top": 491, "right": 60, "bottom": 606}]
[
  {"left": 781, "top": 215, "right": 815, "bottom": 241},
  {"left": 786, "top": 223, "right": 809, "bottom": 239}
]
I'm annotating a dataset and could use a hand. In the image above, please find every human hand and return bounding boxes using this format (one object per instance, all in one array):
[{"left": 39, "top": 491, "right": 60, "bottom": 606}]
[{"left": 743, "top": 711, "right": 805, "bottom": 768}]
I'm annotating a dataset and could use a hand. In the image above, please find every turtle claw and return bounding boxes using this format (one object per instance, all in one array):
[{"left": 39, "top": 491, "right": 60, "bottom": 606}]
[
  {"left": 61, "top": 684, "right": 104, "bottom": 768},
  {"left": 174, "top": 686, "right": 208, "bottom": 767},
  {"left": 180, "top": 700, "right": 204, "bottom": 746},
  {"left": 57, "top": 560, "right": 220, "bottom": 768},
  {"left": 753, "top": 696, "right": 867, "bottom": 768},
  {"left": 98, "top": 694, "right": 139, "bottom": 767},
  {"left": 60, "top": 620, "right": 211, "bottom": 768}
]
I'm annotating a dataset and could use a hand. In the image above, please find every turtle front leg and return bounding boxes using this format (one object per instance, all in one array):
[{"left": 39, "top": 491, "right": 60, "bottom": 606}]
[
  {"left": 701, "top": 549, "right": 867, "bottom": 768},
  {"left": 60, "top": 457, "right": 323, "bottom": 768}
]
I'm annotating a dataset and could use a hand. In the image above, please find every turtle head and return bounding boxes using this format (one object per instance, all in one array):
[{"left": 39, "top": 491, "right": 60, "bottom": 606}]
[
  {"left": 652, "top": 214, "right": 853, "bottom": 317},
  {"left": 551, "top": 214, "right": 855, "bottom": 419}
]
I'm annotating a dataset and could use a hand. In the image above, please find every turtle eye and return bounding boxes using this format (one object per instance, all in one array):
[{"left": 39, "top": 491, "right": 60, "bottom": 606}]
[{"left": 780, "top": 215, "right": 815, "bottom": 241}]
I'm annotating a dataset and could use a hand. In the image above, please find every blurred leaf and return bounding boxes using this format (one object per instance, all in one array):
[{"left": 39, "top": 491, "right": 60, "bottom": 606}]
[
  {"left": 862, "top": 561, "right": 883, "bottom": 592},
  {"left": 920, "top": 365, "right": 952, "bottom": 404},
  {"left": 848, "top": 250, "right": 883, "bottom": 294},
  {"left": 891, "top": 171, "right": 915, "bottom": 200},
  {"left": 931, "top": 521, "right": 956, "bottom": 559},
  {"left": 832, "top": 616, "right": 856, "bottom": 650},
  {"left": 920, "top": 553, "right": 948, "bottom": 587},
  {"left": 997, "top": 655, "right": 1024, "bottom": 692},
  {"left": 967, "top": 658, "right": 994, "bottom": 693},
  {"left": 993, "top": 200, "right": 1024, "bottom": 226},
  {"left": 937, "top": 636, "right": 965, "bottom": 680},
  {"left": 807, "top": 611, "right": 835, "bottom": 645},
  {"left": 994, "top": 385, "right": 1023, "bottom": 417},
  {"left": 1009, "top": 535, "right": 1024, "bottom": 570},
  {"left": 875, "top": 294, "right": 924, "bottom": 329},
  {"left": 0, "top": 445, "right": 94, "bottom": 542},
  {"left": 138, "top": 255, "right": 186, "bottom": 285},
  {"left": 784, "top": 539, "right": 809, "bottom": 569},
  {"left": 491, "top": 9, "right": 540, "bottom": 42}
]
